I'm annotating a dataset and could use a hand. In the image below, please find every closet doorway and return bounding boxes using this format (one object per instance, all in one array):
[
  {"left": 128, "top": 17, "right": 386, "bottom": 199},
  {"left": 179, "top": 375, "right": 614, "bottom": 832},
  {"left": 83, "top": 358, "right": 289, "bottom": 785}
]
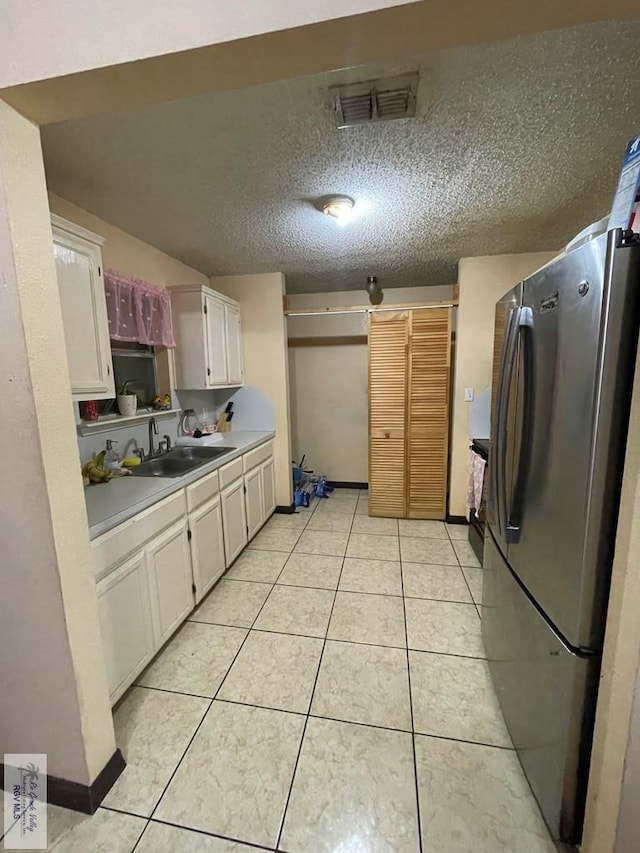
[{"left": 369, "top": 307, "right": 452, "bottom": 519}]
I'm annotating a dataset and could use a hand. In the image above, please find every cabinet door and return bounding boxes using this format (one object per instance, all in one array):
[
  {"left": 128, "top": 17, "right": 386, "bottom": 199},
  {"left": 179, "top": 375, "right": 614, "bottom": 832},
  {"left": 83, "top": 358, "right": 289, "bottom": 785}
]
[
  {"left": 189, "top": 495, "right": 225, "bottom": 603},
  {"left": 96, "top": 552, "right": 154, "bottom": 705},
  {"left": 221, "top": 478, "right": 248, "bottom": 566},
  {"left": 205, "top": 295, "right": 228, "bottom": 386},
  {"left": 261, "top": 457, "right": 276, "bottom": 519},
  {"left": 53, "top": 228, "right": 114, "bottom": 400},
  {"left": 245, "top": 466, "right": 264, "bottom": 540},
  {"left": 146, "top": 520, "right": 194, "bottom": 648},
  {"left": 225, "top": 303, "right": 244, "bottom": 385}
]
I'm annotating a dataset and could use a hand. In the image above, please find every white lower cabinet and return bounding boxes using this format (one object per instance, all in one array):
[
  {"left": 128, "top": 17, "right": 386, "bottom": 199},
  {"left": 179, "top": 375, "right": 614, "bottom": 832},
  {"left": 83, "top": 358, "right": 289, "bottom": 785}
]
[
  {"left": 189, "top": 495, "right": 225, "bottom": 603},
  {"left": 96, "top": 552, "right": 154, "bottom": 705},
  {"left": 93, "top": 438, "right": 274, "bottom": 705},
  {"left": 261, "top": 456, "right": 276, "bottom": 519},
  {"left": 245, "top": 466, "right": 264, "bottom": 540},
  {"left": 221, "top": 478, "right": 248, "bottom": 566},
  {"left": 146, "top": 519, "right": 193, "bottom": 648}
]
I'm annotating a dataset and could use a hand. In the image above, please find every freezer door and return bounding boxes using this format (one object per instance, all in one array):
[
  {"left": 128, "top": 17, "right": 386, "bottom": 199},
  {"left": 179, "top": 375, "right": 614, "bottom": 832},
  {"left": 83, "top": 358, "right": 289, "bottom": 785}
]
[
  {"left": 487, "top": 282, "right": 522, "bottom": 556},
  {"left": 506, "top": 232, "right": 640, "bottom": 649},
  {"left": 482, "top": 530, "right": 598, "bottom": 845}
]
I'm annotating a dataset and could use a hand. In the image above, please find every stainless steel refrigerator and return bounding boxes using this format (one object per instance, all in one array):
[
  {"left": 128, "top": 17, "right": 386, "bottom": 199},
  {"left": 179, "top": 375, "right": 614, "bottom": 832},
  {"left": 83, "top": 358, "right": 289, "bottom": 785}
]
[{"left": 483, "top": 229, "right": 640, "bottom": 845}]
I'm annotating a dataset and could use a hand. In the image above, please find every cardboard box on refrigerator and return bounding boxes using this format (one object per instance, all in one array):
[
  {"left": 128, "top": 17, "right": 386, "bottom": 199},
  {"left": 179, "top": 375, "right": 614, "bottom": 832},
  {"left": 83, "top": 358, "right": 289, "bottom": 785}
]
[{"left": 609, "top": 134, "right": 640, "bottom": 232}]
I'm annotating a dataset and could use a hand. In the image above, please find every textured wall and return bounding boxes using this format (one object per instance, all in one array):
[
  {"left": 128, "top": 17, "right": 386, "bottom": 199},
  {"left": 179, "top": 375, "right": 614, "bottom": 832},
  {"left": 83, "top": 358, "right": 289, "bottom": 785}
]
[
  {"left": 449, "top": 251, "right": 556, "bottom": 518},
  {"left": 212, "top": 273, "right": 293, "bottom": 507},
  {"left": 0, "top": 100, "right": 115, "bottom": 783}
]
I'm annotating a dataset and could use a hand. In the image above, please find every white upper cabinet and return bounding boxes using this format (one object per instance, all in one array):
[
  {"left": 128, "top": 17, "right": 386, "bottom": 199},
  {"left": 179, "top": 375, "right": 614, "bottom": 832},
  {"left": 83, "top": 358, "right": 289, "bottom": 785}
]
[
  {"left": 205, "top": 294, "right": 228, "bottom": 385},
  {"left": 51, "top": 214, "right": 114, "bottom": 401},
  {"left": 171, "top": 285, "right": 244, "bottom": 389}
]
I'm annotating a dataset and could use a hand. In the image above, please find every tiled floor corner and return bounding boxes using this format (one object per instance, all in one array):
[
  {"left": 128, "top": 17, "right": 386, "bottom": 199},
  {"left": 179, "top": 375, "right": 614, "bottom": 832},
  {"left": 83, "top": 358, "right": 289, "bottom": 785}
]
[
  {"left": 40, "top": 492, "right": 553, "bottom": 852},
  {"left": 102, "top": 686, "right": 209, "bottom": 816}
]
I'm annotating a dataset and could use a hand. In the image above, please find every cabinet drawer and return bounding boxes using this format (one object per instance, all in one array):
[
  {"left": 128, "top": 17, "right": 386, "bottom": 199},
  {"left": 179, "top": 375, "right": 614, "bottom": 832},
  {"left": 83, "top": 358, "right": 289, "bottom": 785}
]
[
  {"left": 219, "top": 456, "right": 244, "bottom": 489},
  {"left": 92, "top": 490, "right": 186, "bottom": 579},
  {"left": 186, "top": 468, "right": 220, "bottom": 512},
  {"left": 242, "top": 440, "right": 274, "bottom": 474}
]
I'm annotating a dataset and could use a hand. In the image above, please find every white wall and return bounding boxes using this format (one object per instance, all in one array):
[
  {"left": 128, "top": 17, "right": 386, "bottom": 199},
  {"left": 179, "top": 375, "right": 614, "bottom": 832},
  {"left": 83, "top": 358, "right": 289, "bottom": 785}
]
[
  {"left": 582, "top": 335, "right": 640, "bottom": 851},
  {"left": 615, "top": 661, "right": 640, "bottom": 851},
  {"left": 287, "top": 286, "right": 454, "bottom": 483},
  {"left": 49, "top": 192, "right": 209, "bottom": 286},
  {"left": 449, "top": 251, "right": 556, "bottom": 518},
  {"left": 0, "top": 100, "right": 115, "bottom": 784},
  {"left": 0, "top": 0, "right": 416, "bottom": 87},
  {"left": 212, "top": 273, "right": 293, "bottom": 507}
]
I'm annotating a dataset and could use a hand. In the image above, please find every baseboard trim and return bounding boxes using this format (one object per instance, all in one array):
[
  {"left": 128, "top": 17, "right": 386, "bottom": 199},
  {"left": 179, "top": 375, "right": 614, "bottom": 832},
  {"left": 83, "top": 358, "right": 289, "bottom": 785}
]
[
  {"left": 446, "top": 514, "right": 468, "bottom": 525},
  {"left": 328, "top": 481, "right": 368, "bottom": 490},
  {"left": 275, "top": 503, "right": 296, "bottom": 514},
  {"left": 0, "top": 749, "right": 126, "bottom": 815}
]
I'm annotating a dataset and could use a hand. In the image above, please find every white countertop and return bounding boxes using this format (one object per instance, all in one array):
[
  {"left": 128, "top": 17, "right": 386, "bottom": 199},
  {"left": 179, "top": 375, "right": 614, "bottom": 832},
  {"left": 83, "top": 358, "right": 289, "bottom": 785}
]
[{"left": 85, "top": 431, "right": 275, "bottom": 539}]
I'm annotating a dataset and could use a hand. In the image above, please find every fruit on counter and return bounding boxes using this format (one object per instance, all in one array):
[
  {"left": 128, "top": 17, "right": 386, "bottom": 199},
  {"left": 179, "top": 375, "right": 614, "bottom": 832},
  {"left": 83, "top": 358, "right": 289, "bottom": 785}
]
[{"left": 82, "top": 450, "right": 113, "bottom": 484}]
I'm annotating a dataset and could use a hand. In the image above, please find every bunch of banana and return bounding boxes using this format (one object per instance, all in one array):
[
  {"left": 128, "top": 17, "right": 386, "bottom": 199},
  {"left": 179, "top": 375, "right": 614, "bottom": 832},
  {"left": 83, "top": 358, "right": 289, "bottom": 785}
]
[{"left": 82, "top": 450, "right": 113, "bottom": 485}]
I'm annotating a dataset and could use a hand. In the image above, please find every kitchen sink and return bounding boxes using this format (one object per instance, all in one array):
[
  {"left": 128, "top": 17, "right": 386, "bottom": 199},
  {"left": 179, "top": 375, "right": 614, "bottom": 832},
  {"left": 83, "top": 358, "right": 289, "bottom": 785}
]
[
  {"left": 129, "top": 445, "right": 236, "bottom": 478},
  {"left": 167, "top": 446, "right": 235, "bottom": 461}
]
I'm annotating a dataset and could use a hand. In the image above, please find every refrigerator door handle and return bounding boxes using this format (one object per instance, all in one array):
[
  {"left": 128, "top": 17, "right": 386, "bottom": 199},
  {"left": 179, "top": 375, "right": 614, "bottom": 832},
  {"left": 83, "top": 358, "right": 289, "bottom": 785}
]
[
  {"left": 494, "top": 305, "right": 521, "bottom": 540},
  {"left": 506, "top": 307, "right": 535, "bottom": 544}
]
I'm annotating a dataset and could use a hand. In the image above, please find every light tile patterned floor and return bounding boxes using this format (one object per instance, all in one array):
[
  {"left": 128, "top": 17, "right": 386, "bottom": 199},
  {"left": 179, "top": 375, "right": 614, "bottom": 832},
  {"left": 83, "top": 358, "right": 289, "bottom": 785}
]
[{"left": 32, "top": 491, "right": 555, "bottom": 852}]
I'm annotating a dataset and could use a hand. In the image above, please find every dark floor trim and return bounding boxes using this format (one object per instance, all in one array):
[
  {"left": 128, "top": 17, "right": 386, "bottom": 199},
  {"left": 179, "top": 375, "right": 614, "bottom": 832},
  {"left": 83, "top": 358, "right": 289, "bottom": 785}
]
[
  {"left": 327, "top": 481, "right": 368, "bottom": 490},
  {"left": 274, "top": 503, "right": 296, "bottom": 514},
  {"left": 1, "top": 749, "right": 126, "bottom": 815},
  {"left": 446, "top": 514, "right": 468, "bottom": 525}
]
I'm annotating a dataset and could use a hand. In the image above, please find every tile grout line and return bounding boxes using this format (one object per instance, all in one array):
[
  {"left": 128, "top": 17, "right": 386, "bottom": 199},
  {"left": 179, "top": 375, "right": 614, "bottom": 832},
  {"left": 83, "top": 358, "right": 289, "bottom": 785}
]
[
  {"left": 103, "top": 801, "right": 277, "bottom": 852},
  {"left": 446, "top": 525, "right": 483, "bottom": 618},
  {"left": 126, "top": 581, "right": 289, "bottom": 850},
  {"left": 273, "top": 501, "right": 358, "bottom": 852},
  {"left": 98, "top": 500, "right": 302, "bottom": 853},
  {"left": 146, "top": 812, "right": 277, "bottom": 852},
  {"left": 139, "top": 524, "right": 303, "bottom": 841},
  {"left": 165, "top": 623, "right": 489, "bottom": 660},
  {"left": 129, "top": 505, "right": 475, "bottom": 852},
  {"left": 459, "top": 565, "right": 482, "bottom": 619},
  {"left": 399, "top": 559, "right": 425, "bottom": 853},
  {"left": 136, "top": 512, "right": 315, "bottom": 849}
]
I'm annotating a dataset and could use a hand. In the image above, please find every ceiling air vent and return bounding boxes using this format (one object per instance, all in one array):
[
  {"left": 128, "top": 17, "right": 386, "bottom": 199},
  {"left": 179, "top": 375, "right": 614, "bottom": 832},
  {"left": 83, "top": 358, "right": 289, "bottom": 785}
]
[{"left": 330, "top": 72, "right": 419, "bottom": 129}]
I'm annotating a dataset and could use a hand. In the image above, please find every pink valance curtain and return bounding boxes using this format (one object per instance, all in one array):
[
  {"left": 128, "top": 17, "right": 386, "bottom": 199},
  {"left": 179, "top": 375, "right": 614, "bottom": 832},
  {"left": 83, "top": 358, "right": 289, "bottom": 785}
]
[{"left": 104, "top": 269, "right": 176, "bottom": 348}]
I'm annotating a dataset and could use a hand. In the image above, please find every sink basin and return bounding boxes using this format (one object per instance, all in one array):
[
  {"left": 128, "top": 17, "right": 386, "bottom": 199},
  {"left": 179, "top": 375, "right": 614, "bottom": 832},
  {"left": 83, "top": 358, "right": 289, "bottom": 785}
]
[
  {"left": 129, "top": 446, "right": 236, "bottom": 478},
  {"left": 167, "top": 446, "right": 235, "bottom": 461}
]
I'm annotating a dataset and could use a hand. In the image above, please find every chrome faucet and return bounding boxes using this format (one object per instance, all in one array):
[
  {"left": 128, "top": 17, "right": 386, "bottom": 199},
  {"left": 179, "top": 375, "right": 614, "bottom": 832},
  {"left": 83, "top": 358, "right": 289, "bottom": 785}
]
[
  {"left": 158, "top": 434, "right": 172, "bottom": 455},
  {"left": 148, "top": 416, "right": 159, "bottom": 457}
]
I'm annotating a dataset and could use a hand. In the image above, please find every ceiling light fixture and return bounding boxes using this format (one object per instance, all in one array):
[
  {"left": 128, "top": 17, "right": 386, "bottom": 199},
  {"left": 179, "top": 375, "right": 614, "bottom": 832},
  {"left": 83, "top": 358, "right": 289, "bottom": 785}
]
[{"left": 320, "top": 195, "right": 355, "bottom": 225}]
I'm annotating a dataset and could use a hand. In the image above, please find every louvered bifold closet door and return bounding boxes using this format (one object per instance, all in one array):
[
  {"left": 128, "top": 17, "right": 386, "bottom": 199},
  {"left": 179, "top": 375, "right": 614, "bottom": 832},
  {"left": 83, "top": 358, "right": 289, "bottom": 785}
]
[
  {"left": 407, "top": 308, "right": 452, "bottom": 519},
  {"left": 368, "top": 312, "right": 408, "bottom": 517}
]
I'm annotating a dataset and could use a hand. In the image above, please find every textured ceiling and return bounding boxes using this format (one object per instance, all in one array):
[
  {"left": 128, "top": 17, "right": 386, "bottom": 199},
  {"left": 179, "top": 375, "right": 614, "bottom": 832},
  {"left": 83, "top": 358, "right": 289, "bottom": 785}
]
[{"left": 41, "top": 19, "right": 640, "bottom": 293}]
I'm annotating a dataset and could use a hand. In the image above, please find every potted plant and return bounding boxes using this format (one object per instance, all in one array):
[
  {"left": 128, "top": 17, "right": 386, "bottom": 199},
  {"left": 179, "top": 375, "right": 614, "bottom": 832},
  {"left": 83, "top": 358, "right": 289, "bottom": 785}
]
[{"left": 116, "top": 380, "right": 138, "bottom": 417}]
